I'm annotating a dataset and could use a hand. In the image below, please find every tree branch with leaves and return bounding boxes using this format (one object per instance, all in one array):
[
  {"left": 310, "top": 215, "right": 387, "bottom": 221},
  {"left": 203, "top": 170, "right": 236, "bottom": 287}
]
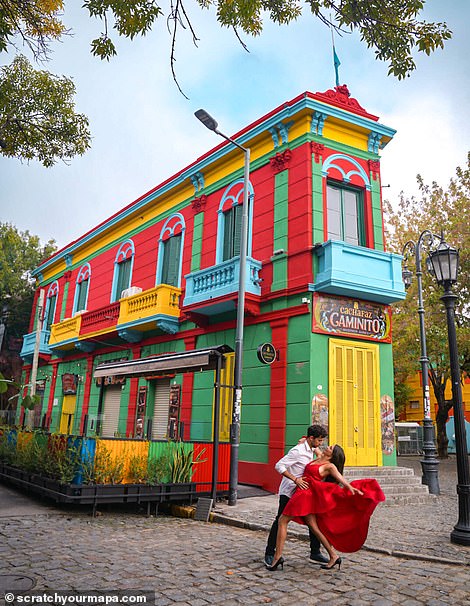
[{"left": 384, "top": 154, "right": 470, "bottom": 457}]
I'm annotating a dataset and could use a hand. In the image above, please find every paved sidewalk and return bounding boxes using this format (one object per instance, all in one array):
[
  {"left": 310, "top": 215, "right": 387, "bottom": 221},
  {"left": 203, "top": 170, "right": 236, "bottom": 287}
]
[{"left": 211, "top": 456, "right": 470, "bottom": 567}]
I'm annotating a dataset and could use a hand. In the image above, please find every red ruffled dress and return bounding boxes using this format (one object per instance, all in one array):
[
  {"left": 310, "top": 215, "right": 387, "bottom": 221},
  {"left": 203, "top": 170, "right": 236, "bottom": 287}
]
[{"left": 282, "top": 462, "right": 385, "bottom": 552}]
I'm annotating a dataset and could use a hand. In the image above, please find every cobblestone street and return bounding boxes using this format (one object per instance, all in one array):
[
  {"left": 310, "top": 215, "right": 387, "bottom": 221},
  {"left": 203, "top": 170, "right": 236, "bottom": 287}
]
[{"left": 1, "top": 512, "right": 469, "bottom": 605}]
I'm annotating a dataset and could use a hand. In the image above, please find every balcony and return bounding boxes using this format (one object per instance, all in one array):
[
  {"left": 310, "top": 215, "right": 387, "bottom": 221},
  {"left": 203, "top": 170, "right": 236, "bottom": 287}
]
[
  {"left": 183, "top": 256, "right": 262, "bottom": 315},
  {"left": 20, "top": 329, "right": 52, "bottom": 360},
  {"left": 49, "top": 315, "right": 82, "bottom": 350},
  {"left": 80, "top": 302, "right": 120, "bottom": 337},
  {"left": 312, "top": 240, "right": 406, "bottom": 304},
  {"left": 116, "top": 284, "right": 182, "bottom": 338}
]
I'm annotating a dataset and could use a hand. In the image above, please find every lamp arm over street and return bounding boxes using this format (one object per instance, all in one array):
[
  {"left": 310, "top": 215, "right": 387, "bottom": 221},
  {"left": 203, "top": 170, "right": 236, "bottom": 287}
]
[{"left": 195, "top": 109, "right": 250, "bottom": 506}]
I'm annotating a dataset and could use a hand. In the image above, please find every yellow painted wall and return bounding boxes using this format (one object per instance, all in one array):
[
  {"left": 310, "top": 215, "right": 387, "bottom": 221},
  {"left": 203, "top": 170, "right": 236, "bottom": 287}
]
[{"left": 402, "top": 372, "right": 470, "bottom": 421}]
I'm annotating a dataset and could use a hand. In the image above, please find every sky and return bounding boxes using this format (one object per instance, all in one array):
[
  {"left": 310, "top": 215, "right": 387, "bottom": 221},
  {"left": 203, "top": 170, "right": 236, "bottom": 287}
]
[{"left": 1, "top": 1, "right": 469, "bottom": 249}]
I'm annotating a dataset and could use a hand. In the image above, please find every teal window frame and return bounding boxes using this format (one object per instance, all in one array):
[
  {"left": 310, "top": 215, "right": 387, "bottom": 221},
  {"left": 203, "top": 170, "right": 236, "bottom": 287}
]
[
  {"left": 326, "top": 181, "right": 365, "bottom": 246},
  {"left": 156, "top": 214, "right": 185, "bottom": 288},
  {"left": 111, "top": 240, "right": 135, "bottom": 302},
  {"left": 216, "top": 179, "right": 254, "bottom": 264},
  {"left": 44, "top": 281, "right": 59, "bottom": 330},
  {"left": 73, "top": 263, "right": 91, "bottom": 313}
]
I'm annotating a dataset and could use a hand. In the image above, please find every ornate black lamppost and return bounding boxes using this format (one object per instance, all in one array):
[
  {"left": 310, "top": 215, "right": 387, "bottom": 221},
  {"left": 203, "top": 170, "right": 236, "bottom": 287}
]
[
  {"left": 402, "top": 231, "right": 440, "bottom": 495},
  {"left": 427, "top": 236, "right": 470, "bottom": 546}
]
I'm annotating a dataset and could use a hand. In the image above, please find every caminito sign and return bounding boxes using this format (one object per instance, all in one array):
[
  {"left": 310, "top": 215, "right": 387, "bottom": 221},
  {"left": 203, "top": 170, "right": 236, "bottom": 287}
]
[{"left": 312, "top": 294, "right": 391, "bottom": 343}]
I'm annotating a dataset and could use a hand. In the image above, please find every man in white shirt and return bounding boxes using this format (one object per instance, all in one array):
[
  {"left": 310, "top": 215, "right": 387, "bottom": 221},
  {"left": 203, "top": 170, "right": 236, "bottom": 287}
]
[{"left": 264, "top": 424, "right": 329, "bottom": 567}]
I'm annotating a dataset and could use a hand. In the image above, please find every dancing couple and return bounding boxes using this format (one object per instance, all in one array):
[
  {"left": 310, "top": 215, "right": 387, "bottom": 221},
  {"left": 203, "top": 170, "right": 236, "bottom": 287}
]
[{"left": 264, "top": 424, "right": 385, "bottom": 571}]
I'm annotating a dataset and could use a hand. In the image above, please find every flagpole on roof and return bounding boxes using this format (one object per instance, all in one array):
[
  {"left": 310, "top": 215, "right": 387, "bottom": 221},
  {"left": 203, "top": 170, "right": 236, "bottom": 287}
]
[{"left": 330, "top": 16, "right": 341, "bottom": 87}]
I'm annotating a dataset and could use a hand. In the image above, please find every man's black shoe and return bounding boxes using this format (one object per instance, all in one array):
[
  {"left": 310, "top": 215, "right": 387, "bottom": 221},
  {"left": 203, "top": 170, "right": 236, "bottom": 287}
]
[
  {"left": 264, "top": 554, "right": 274, "bottom": 567},
  {"left": 309, "top": 553, "right": 329, "bottom": 564}
]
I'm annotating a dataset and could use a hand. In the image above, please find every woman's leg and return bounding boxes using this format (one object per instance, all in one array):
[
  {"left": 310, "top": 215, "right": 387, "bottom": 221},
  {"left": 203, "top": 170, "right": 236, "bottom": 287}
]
[
  {"left": 273, "top": 514, "right": 292, "bottom": 563},
  {"left": 303, "top": 514, "right": 338, "bottom": 564}
]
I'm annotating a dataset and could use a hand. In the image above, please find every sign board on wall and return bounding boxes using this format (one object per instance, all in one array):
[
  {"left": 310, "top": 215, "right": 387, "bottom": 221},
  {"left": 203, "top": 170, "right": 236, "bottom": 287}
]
[
  {"left": 312, "top": 293, "right": 391, "bottom": 343},
  {"left": 61, "top": 373, "right": 78, "bottom": 395}
]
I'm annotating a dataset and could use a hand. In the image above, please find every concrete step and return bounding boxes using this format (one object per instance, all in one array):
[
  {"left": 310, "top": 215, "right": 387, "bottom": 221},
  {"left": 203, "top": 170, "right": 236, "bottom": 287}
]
[
  {"left": 343, "top": 466, "right": 436, "bottom": 505},
  {"left": 345, "top": 466, "right": 415, "bottom": 477}
]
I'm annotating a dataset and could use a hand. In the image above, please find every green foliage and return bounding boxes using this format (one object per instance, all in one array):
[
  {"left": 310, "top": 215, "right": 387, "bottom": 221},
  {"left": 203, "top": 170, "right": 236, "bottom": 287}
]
[
  {"left": 0, "top": 55, "right": 91, "bottom": 167},
  {"left": 0, "top": 222, "right": 57, "bottom": 337},
  {"left": 169, "top": 443, "right": 206, "bottom": 483},
  {"left": 198, "top": 0, "right": 451, "bottom": 79},
  {"left": 0, "top": 0, "right": 66, "bottom": 59},
  {"left": 1, "top": 431, "right": 81, "bottom": 483},
  {"left": 384, "top": 153, "right": 470, "bottom": 456},
  {"left": 147, "top": 454, "right": 171, "bottom": 484},
  {"left": 0, "top": 428, "right": 16, "bottom": 464},
  {"left": 0, "top": 371, "right": 42, "bottom": 413},
  {"left": 0, "top": 1, "right": 452, "bottom": 161},
  {"left": 127, "top": 454, "right": 148, "bottom": 483},
  {"left": 84, "top": 0, "right": 162, "bottom": 60},
  {"left": 81, "top": 440, "right": 125, "bottom": 484}
]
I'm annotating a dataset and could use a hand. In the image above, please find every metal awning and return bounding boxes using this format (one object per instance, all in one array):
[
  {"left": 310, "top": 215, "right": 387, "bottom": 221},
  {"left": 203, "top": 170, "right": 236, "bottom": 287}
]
[{"left": 93, "top": 345, "right": 233, "bottom": 379}]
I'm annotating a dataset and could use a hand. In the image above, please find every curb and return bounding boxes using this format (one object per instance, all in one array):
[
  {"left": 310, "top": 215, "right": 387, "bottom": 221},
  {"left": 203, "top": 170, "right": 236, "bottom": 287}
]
[{"left": 209, "top": 513, "right": 469, "bottom": 567}]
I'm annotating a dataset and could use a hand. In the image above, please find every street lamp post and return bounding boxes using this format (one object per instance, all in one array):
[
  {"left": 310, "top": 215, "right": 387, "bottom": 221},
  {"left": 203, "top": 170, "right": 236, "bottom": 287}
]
[
  {"left": 427, "top": 237, "right": 470, "bottom": 546},
  {"left": 402, "top": 231, "right": 440, "bottom": 495},
  {"left": 195, "top": 109, "right": 250, "bottom": 506}
]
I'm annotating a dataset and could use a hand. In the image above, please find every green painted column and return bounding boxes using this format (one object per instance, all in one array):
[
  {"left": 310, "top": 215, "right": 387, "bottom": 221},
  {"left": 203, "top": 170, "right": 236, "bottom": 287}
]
[
  {"left": 191, "top": 212, "right": 204, "bottom": 272},
  {"left": 312, "top": 149, "right": 324, "bottom": 246},
  {"left": 271, "top": 170, "right": 289, "bottom": 292},
  {"left": 60, "top": 281, "right": 70, "bottom": 321},
  {"left": 370, "top": 165, "right": 384, "bottom": 251}
]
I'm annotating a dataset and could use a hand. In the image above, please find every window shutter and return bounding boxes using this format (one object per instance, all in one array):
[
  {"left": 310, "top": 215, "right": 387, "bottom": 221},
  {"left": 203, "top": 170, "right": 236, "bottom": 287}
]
[
  {"left": 162, "top": 234, "right": 182, "bottom": 286},
  {"left": 101, "top": 385, "right": 122, "bottom": 437},
  {"left": 116, "top": 258, "right": 132, "bottom": 297},
  {"left": 152, "top": 379, "right": 171, "bottom": 439},
  {"left": 76, "top": 279, "right": 88, "bottom": 311},
  {"left": 45, "top": 295, "right": 57, "bottom": 329}
]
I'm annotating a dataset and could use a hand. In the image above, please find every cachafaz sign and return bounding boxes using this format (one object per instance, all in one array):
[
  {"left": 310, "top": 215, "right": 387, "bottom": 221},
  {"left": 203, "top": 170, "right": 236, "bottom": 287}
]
[{"left": 312, "top": 293, "right": 391, "bottom": 343}]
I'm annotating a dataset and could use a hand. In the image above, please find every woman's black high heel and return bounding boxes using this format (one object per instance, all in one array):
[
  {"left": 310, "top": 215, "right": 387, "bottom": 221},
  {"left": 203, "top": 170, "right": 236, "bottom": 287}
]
[
  {"left": 266, "top": 556, "right": 285, "bottom": 571},
  {"left": 321, "top": 557, "right": 342, "bottom": 571}
]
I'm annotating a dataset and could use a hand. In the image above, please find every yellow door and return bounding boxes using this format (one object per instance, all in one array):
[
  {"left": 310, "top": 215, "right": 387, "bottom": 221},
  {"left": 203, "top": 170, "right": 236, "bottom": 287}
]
[
  {"left": 213, "top": 352, "right": 234, "bottom": 441},
  {"left": 59, "top": 395, "right": 76, "bottom": 434},
  {"left": 329, "top": 339, "right": 381, "bottom": 466}
]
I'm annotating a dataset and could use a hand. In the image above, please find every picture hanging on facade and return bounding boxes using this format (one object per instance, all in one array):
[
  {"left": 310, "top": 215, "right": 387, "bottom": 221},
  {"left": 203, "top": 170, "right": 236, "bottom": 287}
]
[
  {"left": 381, "top": 395, "right": 395, "bottom": 455},
  {"left": 312, "top": 393, "right": 329, "bottom": 428},
  {"left": 312, "top": 294, "right": 392, "bottom": 343}
]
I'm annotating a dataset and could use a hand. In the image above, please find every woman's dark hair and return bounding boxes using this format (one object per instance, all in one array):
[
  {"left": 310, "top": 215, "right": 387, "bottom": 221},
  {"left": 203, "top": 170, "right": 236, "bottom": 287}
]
[{"left": 330, "top": 444, "right": 345, "bottom": 475}]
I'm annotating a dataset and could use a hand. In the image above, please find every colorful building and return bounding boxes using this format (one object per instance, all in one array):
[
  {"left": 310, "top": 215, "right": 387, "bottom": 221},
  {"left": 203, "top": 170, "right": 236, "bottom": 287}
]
[
  {"left": 400, "top": 372, "right": 470, "bottom": 424},
  {"left": 20, "top": 85, "right": 405, "bottom": 493}
]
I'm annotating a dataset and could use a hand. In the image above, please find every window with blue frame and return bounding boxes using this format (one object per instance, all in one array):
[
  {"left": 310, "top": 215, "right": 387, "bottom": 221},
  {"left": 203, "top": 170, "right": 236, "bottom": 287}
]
[
  {"left": 73, "top": 264, "right": 91, "bottom": 313},
  {"left": 156, "top": 214, "right": 185, "bottom": 288},
  {"left": 216, "top": 179, "right": 254, "bottom": 264},
  {"left": 44, "top": 281, "right": 59, "bottom": 330},
  {"left": 111, "top": 240, "right": 134, "bottom": 301},
  {"left": 326, "top": 181, "right": 365, "bottom": 246},
  {"left": 161, "top": 234, "right": 182, "bottom": 286},
  {"left": 222, "top": 203, "right": 243, "bottom": 261}
]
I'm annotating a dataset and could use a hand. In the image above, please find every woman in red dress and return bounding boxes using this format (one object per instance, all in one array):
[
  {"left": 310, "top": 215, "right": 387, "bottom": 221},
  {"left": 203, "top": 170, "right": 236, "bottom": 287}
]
[{"left": 267, "top": 445, "right": 385, "bottom": 571}]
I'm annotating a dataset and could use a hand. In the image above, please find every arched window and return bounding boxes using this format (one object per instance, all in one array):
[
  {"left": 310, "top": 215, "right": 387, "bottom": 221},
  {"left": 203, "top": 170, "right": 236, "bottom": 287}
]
[
  {"left": 216, "top": 179, "right": 254, "bottom": 264},
  {"left": 111, "top": 240, "right": 134, "bottom": 301},
  {"left": 156, "top": 214, "right": 185, "bottom": 287},
  {"left": 44, "top": 281, "right": 59, "bottom": 330},
  {"left": 73, "top": 264, "right": 91, "bottom": 313},
  {"left": 322, "top": 154, "right": 370, "bottom": 247}
]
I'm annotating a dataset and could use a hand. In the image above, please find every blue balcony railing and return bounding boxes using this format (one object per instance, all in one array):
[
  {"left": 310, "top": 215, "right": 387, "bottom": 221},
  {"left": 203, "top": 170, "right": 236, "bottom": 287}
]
[
  {"left": 184, "top": 256, "right": 262, "bottom": 308},
  {"left": 312, "top": 240, "right": 406, "bottom": 304},
  {"left": 20, "top": 329, "right": 52, "bottom": 360}
]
